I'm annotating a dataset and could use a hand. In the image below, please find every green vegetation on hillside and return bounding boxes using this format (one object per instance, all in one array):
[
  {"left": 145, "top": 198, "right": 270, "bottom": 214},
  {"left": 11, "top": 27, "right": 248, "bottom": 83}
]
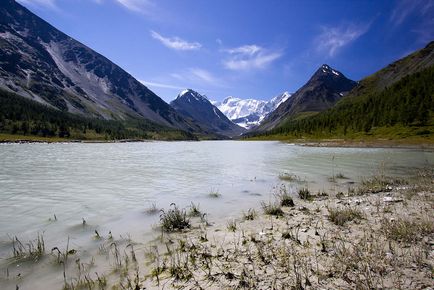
[
  {"left": 248, "top": 65, "right": 434, "bottom": 142},
  {"left": 0, "top": 89, "right": 197, "bottom": 141}
]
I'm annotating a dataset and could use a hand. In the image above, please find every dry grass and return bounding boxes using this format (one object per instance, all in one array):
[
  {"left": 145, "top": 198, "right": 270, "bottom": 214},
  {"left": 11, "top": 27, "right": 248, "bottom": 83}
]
[
  {"left": 381, "top": 216, "right": 434, "bottom": 243},
  {"left": 261, "top": 201, "right": 284, "bottom": 216},
  {"left": 327, "top": 206, "right": 364, "bottom": 226}
]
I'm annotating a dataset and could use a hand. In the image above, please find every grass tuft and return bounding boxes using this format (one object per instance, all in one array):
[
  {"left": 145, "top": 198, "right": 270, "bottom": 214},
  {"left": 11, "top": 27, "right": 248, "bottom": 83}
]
[
  {"left": 145, "top": 202, "right": 159, "bottom": 215},
  {"left": 160, "top": 204, "right": 191, "bottom": 232},
  {"left": 227, "top": 220, "right": 237, "bottom": 232},
  {"left": 208, "top": 189, "right": 221, "bottom": 198},
  {"left": 381, "top": 217, "right": 434, "bottom": 243},
  {"left": 188, "top": 202, "right": 202, "bottom": 217},
  {"left": 261, "top": 201, "right": 284, "bottom": 216},
  {"left": 279, "top": 173, "right": 300, "bottom": 182},
  {"left": 327, "top": 206, "right": 364, "bottom": 226},
  {"left": 298, "top": 188, "right": 311, "bottom": 200},
  {"left": 242, "top": 208, "right": 257, "bottom": 221},
  {"left": 11, "top": 233, "right": 45, "bottom": 262}
]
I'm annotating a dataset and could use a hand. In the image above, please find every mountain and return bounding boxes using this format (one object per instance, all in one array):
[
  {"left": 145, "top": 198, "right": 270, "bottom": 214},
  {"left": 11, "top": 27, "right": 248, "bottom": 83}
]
[
  {"left": 248, "top": 41, "right": 434, "bottom": 141},
  {"left": 255, "top": 64, "right": 356, "bottom": 131},
  {"left": 170, "top": 89, "right": 246, "bottom": 138},
  {"left": 0, "top": 0, "right": 201, "bottom": 134},
  {"left": 212, "top": 92, "right": 291, "bottom": 129}
]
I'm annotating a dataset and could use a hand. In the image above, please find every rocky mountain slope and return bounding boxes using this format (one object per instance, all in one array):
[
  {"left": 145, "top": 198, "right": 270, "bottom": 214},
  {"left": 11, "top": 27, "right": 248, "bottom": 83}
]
[
  {"left": 170, "top": 89, "right": 246, "bottom": 138},
  {"left": 0, "top": 0, "right": 201, "bottom": 133},
  {"left": 255, "top": 65, "right": 357, "bottom": 131}
]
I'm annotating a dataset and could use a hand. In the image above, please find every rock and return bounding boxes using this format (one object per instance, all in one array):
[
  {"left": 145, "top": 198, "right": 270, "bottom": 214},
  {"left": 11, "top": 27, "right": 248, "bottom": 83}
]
[{"left": 383, "top": 196, "right": 403, "bottom": 203}]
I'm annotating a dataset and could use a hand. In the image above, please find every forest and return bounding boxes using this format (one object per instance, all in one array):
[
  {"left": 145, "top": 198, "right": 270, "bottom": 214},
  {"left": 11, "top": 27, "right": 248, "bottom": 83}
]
[{"left": 0, "top": 89, "right": 196, "bottom": 141}]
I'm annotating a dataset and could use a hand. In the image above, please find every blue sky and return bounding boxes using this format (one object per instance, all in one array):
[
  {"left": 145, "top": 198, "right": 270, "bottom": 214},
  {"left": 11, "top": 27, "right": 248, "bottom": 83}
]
[{"left": 17, "top": 0, "right": 434, "bottom": 102}]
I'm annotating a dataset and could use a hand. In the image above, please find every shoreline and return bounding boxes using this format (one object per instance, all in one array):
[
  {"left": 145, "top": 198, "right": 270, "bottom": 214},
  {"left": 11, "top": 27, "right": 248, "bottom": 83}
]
[
  {"left": 1, "top": 169, "right": 433, "bottom": 289},
  {"left": 141, "top": 170, "right": 434, "bottom": 289},
  {"left": 1, "top": 136, "right": 434, "bottom": 150}
]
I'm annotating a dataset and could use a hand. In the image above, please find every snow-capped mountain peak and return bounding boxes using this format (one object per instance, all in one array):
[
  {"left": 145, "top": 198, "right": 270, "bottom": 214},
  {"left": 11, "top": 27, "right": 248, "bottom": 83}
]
[
  {"left": 212, "top": 91, "right": 292, "bottom": 129},
  {"left": 321, "top": 64, "right": 340, "bottom": 76},
  {"left": 177, "top": 89, "right": 208, "bottom": 103}
]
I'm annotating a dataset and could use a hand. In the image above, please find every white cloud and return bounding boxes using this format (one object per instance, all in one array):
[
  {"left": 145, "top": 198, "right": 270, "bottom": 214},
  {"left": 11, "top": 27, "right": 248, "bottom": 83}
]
[
  {"left": 150, "top": 30, "right": 202, "bottom": 51},
  {"left": 139, "top": 80, "right": 185, "bottom": 90},
  {"left": 115, "top": 0, "right": 153, "bottom": 14},
  {"left": 224, "top": 45, "right": 261, "bottom": 56},
  {"left": 189, "top": 68, "right": 218, "bottom": 84},
  {"left": 315, "top": 23, "right": 370, "bottom": 57},
  {"left": 222, "top": 45, "right": 282, "bottom": 71}
]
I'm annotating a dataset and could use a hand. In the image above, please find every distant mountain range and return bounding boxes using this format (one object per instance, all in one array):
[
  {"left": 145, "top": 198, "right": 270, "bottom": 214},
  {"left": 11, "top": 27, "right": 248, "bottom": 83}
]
[
  {"left": 212, "top": 92, "right": 291, "bottom": 129},
  {"left": 170, "top": 89, "right": 245, "bottom": 138},
  {"left": 0, "top": 0, "right": 201, "bottom": 134}
]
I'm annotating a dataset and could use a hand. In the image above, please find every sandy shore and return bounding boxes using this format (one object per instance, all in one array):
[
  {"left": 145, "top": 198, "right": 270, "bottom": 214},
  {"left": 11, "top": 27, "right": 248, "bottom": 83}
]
[
  {"left": 140, "top": 171, "right": 434, "bottom": 290},
  {"left": 2, "top": 170, "right": 433, "bottom": 290}
]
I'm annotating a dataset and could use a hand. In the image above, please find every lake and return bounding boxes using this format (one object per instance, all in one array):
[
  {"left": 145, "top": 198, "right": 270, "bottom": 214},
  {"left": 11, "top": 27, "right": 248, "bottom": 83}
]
[{"left": 0, "top": 141, "right": 432, "bottom": 289}]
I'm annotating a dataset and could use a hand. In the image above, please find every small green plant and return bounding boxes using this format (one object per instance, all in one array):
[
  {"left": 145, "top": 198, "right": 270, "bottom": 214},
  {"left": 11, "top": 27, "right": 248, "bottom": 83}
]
[
  {"left": 278, "top": 191, "right": 295, "bottom": 207},
  {"left": 327, "top": 206, "right": 363, "bottom": 226},
  {"left": 208, "top": 189, "right": 221, "bottom": 198},
  {"left": 278, "top": 173, "right": 300, "bottom": 182},
  {"left": 160, "top": 204, "right": 191, "bottom": 232},
  {"left": 145, "top": 202, "right": 159, "bottom": 215},
  {"left": 243, "top": 208, "right": 257, "bottom": 221},
  {"left": 11, "top": 233, "right": 45, "bottom": 261},
  {"left": 188, "top": 202, "right": 201, "bottom": 217},
  {"left": 227, "top": 220, "right": 237, "bottom": 232},
  {"left": 328, "top": 172, "right": 348, "bottom": 182},
  {"left": 298, "top": 188, "right": 311, "bottom": 200},
  {"left": 335, "top": 172, "right": 347, "bottom": 179},
  {"left": 261, "top": 201, "right": 284, "bottom": 216}
]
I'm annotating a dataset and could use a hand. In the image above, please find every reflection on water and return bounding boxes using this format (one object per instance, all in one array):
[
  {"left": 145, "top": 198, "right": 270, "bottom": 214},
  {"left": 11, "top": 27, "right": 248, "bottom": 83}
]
[{"left": 0, "top": 141, "right": 432, "bottom": 288}]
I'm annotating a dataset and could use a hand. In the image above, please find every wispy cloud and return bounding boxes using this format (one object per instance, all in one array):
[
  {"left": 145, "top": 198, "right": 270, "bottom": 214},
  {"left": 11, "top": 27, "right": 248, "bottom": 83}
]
[
  {"left": 139, "top": 80, "right": 185, "bottom": 90},
  {"left": 189, "top": 68, "right": 218, "bottom": 83},
  {"left": 315, "top": 23, "right": 370, "bottom": 57},
  {"left": 390, "top": 0, "right": 432, "bottom": 25},
  {"left": 115, "top": 0, "right": 153, "bottom": 14},
  {"left": 222, "top": 45, "right": 282, "bottom": 71},
  {"left": 150, "top": 30, "right": 202, "bottom": 51},
  {"left": 17, "top": 0, "right": 58, "bottom": 10},
  {"left": 390, "top": 0, "right": 434, "bottom": 43},
  {"left": 170, "top": 68, "right": 225, "bottom": 87}
]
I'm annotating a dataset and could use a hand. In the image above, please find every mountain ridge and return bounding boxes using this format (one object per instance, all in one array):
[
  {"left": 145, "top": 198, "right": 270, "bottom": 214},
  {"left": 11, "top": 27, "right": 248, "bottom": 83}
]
[
  {"left": 0, "top": 0, "right": 202, "bottom": 133},
  {"left": 170, "top": 89, "right": 246, "bottom": 138},
  {"left": 254, "top": 64, "right": 357, "bottom": 131}
]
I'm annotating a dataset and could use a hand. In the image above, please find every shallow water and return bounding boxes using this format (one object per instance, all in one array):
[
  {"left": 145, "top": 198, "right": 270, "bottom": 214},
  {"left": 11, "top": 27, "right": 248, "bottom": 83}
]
[{"left": 0, "top": 141, "right": 432, "bottom": 288}]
